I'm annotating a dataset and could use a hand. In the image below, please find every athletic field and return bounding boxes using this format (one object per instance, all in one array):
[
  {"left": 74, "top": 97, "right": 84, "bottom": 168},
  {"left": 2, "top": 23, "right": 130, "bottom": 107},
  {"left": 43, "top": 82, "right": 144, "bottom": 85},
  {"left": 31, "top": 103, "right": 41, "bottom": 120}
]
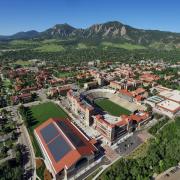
[
  {"left": 30, "top": 102, "right": 68, "bottom": 128},
  {"left": 95, "top": 98, "right": 131, "bottom": 116},
  {"left": 28, "top": 102, "right": 68, "bottom": 157}
]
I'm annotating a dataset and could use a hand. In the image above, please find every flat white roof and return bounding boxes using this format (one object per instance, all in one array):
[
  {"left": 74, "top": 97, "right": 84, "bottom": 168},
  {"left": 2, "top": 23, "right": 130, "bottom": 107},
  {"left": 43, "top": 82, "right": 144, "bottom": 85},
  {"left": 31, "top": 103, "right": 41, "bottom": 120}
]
[
  {"left": 157, "top": 100, "right": 180, "bottom": 112},
  {"left": 159, "top": 90, "right": 180, "bottom": 103},
  {"left": 103, "top": 114, "right": 120, "bottom": 124}
]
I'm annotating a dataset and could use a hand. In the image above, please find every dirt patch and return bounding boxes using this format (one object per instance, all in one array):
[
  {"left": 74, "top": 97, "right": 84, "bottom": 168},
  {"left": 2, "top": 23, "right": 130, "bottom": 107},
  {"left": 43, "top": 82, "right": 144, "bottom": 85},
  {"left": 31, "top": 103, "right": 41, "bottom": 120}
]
[
  {"left": 30, "top": 135, "right": 34, "bottom": 142},
  {"left": 36, "top": 158, "right": 43, "bottom": 169},
  {"left": 44, "top": 168, "right": 52, "bottom": 180}
]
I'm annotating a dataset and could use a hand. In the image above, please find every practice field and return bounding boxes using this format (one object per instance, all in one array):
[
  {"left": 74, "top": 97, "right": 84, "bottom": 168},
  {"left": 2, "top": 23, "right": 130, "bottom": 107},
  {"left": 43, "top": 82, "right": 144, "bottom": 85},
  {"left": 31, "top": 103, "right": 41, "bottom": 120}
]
[
  {"left": 95, "top": 99, "right": 131, "bottom": 116},
  {"left": 27, "top": 102, "right": 68, "bottom": 157},
  {"left": 30, "top": 102, "right": 68, "bottom": 129}
]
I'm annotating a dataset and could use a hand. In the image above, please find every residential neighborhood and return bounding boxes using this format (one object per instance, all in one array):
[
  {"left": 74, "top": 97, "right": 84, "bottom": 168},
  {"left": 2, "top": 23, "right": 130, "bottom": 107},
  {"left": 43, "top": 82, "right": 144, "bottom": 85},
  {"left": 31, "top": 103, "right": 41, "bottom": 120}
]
[
  {"left": 0, "top": 1, "right": 180, "bottom": 179},
  {"left": 0, "top": 57, "right": 179, "bottom": 180}
]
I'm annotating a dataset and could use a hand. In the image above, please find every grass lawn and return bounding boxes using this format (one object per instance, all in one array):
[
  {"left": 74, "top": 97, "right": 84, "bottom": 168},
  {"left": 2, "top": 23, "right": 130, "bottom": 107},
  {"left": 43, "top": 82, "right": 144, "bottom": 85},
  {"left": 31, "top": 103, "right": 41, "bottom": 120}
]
[
  {"left": 95, "top": 99, "right": 131, "bottom": 116},
  {"left": 13, "top": 60, "right": 32, "bottom": 66},
  {"left": 148, "top": 118, "right": 169, "bottom": 135},
  {"left": 9, "top": 40, "right": 39, "bottom": 46},
  {"left": 30, "top": 102, "right": 68, "bottom": 129},
  {"left": 127, "top": 141, "right": 150, "bottom": 159},
  {"left": 36, "top": 158, "right": 46, "bottom": 180},
  {"left": 54, "top": 71, "right": 77, "bottom": 78},
  {"left": 28, "top": 102, "right": 68, "bottom": 157}
]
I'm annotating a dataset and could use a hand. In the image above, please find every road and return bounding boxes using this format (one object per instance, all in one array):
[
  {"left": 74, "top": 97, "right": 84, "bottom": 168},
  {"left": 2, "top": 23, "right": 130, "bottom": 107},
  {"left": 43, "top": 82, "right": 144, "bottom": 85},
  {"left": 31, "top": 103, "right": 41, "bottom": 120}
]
[
  {"left": 156, "top": 165, "right": 180, "bottom": 180},
  {"left": 76, "top": 157, "right": 110, "bottom": 180},
  {"left": 19, "top": 124, "right": 36, "bottom": 180},
  {"left": 2, "top": 102, "right": 37, "bottom": 180},
  {"left": 0, "top": 88, "right": 49, "bottom": 180}
]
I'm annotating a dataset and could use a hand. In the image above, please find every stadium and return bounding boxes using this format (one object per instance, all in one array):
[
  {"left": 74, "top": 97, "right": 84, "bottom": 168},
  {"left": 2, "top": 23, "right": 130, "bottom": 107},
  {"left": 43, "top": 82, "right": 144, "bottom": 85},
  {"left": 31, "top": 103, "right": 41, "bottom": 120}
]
[
  {"left": 81, "top": 88, "right": 143, "bottom": 115},
  {"left": 79, "top": 89, "right": 150, "bottom": 145}
]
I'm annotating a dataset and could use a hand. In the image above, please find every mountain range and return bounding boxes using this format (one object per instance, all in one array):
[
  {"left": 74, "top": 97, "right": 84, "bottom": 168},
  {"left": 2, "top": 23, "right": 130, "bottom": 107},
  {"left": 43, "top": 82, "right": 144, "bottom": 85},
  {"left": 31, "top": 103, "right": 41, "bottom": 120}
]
[{"left": 1, "top": 21, "right": 180, "bottom": 48}]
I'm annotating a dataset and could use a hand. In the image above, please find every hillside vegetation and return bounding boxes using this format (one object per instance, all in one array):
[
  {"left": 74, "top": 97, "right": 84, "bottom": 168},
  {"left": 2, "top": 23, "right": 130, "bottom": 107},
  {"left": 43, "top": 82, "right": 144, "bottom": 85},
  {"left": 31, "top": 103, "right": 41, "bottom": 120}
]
[
  {"left": 99, "top": 117, "right": 180, "bottom": 180},
  {"left": 0, "top": 21, "right": 180, "bottom": 51}
]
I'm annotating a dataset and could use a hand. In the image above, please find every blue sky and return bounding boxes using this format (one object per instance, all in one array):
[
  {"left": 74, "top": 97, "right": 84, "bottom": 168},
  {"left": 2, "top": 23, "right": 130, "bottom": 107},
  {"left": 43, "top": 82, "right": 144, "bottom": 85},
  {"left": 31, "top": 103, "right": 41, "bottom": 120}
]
[{"left": 0, "top": 0, "right": 180, "bottom": 35}]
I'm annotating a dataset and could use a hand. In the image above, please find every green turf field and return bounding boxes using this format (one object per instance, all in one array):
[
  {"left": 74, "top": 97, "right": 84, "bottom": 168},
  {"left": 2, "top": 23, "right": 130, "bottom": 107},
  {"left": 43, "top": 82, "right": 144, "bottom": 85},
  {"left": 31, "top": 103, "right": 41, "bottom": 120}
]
[
  {"left": 54, "top": 71, "right": 77, "bottom": 78},
  {"left": 30, "top": 102, "right": 68, "bottom": 128},
  {"left": 95, "top": 98, "right": 131, "bottom": 116},
  {"left": 28, "top": 102, "right": 68, "bottom": 157}
]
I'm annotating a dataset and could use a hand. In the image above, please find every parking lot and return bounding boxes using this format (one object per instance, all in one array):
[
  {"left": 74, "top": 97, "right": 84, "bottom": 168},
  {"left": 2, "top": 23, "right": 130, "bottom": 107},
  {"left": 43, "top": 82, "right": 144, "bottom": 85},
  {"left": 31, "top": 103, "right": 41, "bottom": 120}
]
[{"left": 115, "top": 132, "right": 143, "bottom": 156}]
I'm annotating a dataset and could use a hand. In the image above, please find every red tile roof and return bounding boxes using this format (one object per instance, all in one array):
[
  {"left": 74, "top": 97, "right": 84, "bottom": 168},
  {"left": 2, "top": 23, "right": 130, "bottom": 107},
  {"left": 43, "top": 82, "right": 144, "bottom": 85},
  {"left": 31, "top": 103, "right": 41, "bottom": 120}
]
[
  {"left": 119, "top": 89, "right": 133, "bottom": 97},
  {"left": 129, "top": 112, "right": 149, "bottom": 123},
  {"left": 134, "top": 88, "right": 146, "bottom": 95},
  {"left": 34, "top": 118, "right": 97, "bottom": 174}
]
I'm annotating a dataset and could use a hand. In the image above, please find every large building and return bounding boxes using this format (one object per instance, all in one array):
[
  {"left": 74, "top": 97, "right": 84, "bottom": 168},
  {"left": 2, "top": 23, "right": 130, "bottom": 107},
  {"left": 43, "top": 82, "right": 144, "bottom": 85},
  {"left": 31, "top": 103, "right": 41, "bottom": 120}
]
[
  {"left": 34, "top": 118, "right": 97, "bottom": 179},
  {"left": 145, "top": 96, "right": 164, "bottom": 107},
  {"left": 159, "top": 89, "right": 180, "bottom": 104},
  {"left": 110, "top": 79, "right": 142, "bottom": 91},
  {"left": 68, "top": 88, "right": 150, "bottom": 145},
  {"left": 140, "top": 73, "right": 160, "bottom": 83},
  {"left": 93, "top": 112, "right": 150, "bottom": 145},
  {"left": 146, "top": 88, "right": 180, "bottom": 118},
  {"left": 156, "top": 100, "right": 180, "bottom": 118},
  {"left": 118, "top": 89, "right": 134, "bottom": 102},
  {"left": 84, "top": 81, "right": 98, "bottom": 90},
  {"left": 67, "top": 90, "right": 94, "bottom": 126}
]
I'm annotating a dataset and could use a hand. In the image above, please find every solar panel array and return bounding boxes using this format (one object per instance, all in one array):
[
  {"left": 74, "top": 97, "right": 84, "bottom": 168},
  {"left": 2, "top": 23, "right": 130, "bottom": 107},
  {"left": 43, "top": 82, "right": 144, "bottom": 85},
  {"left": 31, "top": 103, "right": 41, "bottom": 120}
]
[
  {"left": 40, "top": 123, "right": 59, "bottom": 143},
  {"left": 39, "top": 122, "right": 72, "bottom": 162},
  {"left": 48, "top": 134, "right": 72, "bottom": 162},
  {"left": 57, "top": 121, "right": 85, "bottom": 147}
]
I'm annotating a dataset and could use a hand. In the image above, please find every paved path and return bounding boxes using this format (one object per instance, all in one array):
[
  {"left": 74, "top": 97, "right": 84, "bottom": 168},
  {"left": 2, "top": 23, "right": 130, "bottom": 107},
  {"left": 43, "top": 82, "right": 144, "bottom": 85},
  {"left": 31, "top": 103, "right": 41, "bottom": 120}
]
[
  {"left": 75, "top": 158, "right": 108, "bottom": 180},
  {"left": 93, "top": 155, "right": 122, "bottom": 180},
  {"left": 17, "top": 110, "right": 36, "bottom": 180},
  {"left": 156, "top": 164, "right": 180, "bottom": 180}
]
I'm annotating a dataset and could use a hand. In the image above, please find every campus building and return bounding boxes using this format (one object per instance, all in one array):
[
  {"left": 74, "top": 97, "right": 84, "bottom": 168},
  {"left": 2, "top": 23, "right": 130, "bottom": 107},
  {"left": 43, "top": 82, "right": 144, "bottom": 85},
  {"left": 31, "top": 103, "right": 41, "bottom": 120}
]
[
  {"left": 34, "top": 118, "right": 97, "bottom": 180},
  {"left": 84, "top": 81, "right": 98, "bottom": 90},
  {"left": 93, "top": 112, "right": 151, "bottom": 145},
  {"left": 48, "top": 85, "right": 72, "bottom": 97},
  {"left": 118, "top": 89, "right": 134, "bottom": 102},
  {"left": 156, "top": 100, "right": 180, "bottom": 118},
  {"left": 67, "top": 90, "right": 94, "bottom": 126},
  {"left": 110, "top": 79, "right": 142, "bottom": 91},
  {"left": 146, "top": 88, "right": 180, "bottom": 118},
  {"left": 140, "top": 73, "right": 160, "bottom": 83},
  {"left": 145, "top": 96, "right": 164, "bottom": 107},
  {"left": 159, "top": 89, "right": 180, "bottom": 104}
]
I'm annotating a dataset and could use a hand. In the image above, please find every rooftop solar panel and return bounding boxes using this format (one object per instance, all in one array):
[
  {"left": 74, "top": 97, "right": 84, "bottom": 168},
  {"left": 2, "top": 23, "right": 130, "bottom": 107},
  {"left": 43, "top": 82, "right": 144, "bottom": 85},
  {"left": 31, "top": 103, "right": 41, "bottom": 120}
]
[
  {"left": 48, "top": 134, "right": 72, "bottom": 162},
  {"left": 57, "top": 121, "right": 85, "bottom": 148},
  {"left": 40, "top": 123, "right": 59, "bottom": 143}
]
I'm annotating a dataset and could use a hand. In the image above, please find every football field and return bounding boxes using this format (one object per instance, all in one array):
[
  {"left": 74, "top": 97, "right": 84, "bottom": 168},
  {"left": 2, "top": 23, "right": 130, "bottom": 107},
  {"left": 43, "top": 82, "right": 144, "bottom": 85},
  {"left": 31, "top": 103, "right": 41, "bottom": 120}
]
[
  {"left": 30, "top": 102, "right": 68, "bottom": 129},
  {"left": 28, "top": 102, "right": 68, "bottom": 157},
  {"left": 95, "top": 98, "right": 131, "bottom": 116}
]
